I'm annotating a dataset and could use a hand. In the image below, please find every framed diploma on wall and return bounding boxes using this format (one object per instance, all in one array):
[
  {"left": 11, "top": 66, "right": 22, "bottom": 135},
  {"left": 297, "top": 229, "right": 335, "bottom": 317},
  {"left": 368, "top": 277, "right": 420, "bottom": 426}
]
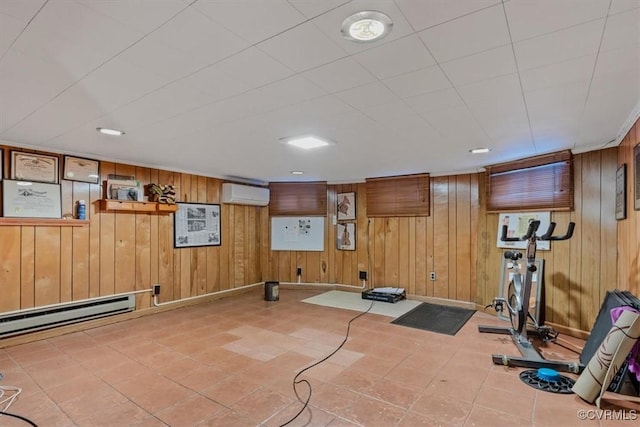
[
  {"left": 63, "top": 155, "right": 100, "bottom": 184},
  {"left": 2, "top": 180, "right": 62, "bottom": 218},
  {"left": 10, "top": 151, "right": 59, "bottom": 183}
]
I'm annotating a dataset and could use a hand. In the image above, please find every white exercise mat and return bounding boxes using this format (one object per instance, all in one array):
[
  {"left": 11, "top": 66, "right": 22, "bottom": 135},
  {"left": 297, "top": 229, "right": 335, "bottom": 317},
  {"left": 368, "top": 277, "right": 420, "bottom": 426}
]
[{"left": 302, "top": 290, "right": 421, "bottom": 318}]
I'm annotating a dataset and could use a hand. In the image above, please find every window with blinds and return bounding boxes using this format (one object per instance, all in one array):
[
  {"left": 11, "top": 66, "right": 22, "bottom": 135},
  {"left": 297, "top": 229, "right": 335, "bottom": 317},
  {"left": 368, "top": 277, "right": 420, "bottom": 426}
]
[
  {"left": 485, "top": 150, "right": 573, "bottom": 212},
  {"left": 365, "top": 173, "right": 430, "bottom": 217},
  {"left": 268, "top": 181, "right": 327, "bottom": 216}
]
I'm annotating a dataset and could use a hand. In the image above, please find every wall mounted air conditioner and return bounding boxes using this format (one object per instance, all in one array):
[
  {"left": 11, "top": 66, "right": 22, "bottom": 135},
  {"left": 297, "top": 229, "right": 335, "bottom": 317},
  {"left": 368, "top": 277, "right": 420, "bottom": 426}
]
[{"left": 221, "top": 183, "right": 270, "bottom": 206}]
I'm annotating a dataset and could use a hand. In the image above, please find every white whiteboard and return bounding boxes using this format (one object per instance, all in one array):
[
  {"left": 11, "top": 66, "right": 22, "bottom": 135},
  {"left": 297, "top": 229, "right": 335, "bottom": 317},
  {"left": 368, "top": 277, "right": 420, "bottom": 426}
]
[{"left": 271, "top": 217, "right": 325, "bottom": 251}]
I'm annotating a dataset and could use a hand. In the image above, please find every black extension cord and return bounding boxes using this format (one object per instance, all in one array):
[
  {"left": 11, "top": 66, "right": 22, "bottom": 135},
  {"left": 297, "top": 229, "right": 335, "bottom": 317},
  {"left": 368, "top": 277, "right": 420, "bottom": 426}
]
[
  {"left": 278, "top": 300, "right": 374, "bottom": 426},
  {"left": 0, "top": 411, "right": 38, "bottom": 426}
]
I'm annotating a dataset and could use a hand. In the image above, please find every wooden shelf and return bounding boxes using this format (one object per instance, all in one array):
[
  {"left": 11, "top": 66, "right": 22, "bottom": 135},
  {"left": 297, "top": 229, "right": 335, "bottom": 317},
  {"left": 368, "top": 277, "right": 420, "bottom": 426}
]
[
  {"left": 100, "top": 199, "right": 177, "bottom": 213},
  {"left": 0, "top": 218, "right": 90, "bottom": 227}
]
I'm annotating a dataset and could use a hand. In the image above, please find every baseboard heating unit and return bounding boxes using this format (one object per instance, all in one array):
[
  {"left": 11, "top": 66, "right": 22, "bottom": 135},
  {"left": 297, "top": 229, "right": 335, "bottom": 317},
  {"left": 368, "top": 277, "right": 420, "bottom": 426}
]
[
  {"left": 0, "top": 294, "right": 135, "bottom": 338},
  {"left": 362, "top": 287, "right": 406, "bottom": 303}
]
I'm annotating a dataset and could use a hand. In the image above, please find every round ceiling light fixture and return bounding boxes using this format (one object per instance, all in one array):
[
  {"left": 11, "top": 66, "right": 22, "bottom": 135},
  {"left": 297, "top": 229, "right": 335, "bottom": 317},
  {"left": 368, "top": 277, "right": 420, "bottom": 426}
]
[{"left": 341, "top": 11, "right": 393, "bottom": 43}]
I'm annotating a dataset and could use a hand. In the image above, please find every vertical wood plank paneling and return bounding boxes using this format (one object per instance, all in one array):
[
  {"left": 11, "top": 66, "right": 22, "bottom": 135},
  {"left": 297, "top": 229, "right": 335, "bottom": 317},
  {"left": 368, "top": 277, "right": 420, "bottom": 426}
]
[
  {"left": 148, "top": 168, "right": 159, "bottom": 298},
  {"left": 433, "top": 177, "right": 449, "bottom": 298},
  {"left": 34, "top": 227, "right": 61, "bottom": 306},
  {"left": 60, "top": 181, "right": 73, "bottom": 302},
  {"left": 99, "top": 162, "right": 115, "bottom": 296},
  {"left": 426, "top": 184, "right": 435, "bottom": 297},
  {"left": 72, "top": 182, "right": 90, "bottom": 301},
  {"left": 406, "top": 217, "right": 416, "bottom": 294},
  {"left": 356, "top": 183, "right": 368, "bottom": 280},
  {"left": 158, "top": 170, "right": 175, "bottom": 302},
  {"left": 568, "top": 155, "right": 583, "bottom": 330},
  {"left": 0, "top": 227, "right": 21, "bottom": 311},
  {"left": 88, "top": 181, "right": 101, "bottom": 298},
  {"left": 415, "top": 216, "right": 427, "bottom": 296},
  {"left": 179, "top": 174, "right": 192, "bottom": 298},
  {"left": 456, "top": 175, "right": 471, "bottom": 301},
  {"left": 114, "top": 164, "right": 136, "bottom": 294},
  {"left": 20, "top": 227, "right": 35, "bottom": 309},
  {"left": 373, "top": 218, "right": 384, "bottom": 287},
  {"left": 448, "top": 177, "right": 457, "bottom": 300},
  {"left": 196, "top": 175, "right": 207, "bottom": 293},
  {"left": 207, "top": 178, "right": 220, "bottom": 292},
  {"left": 219, "top": 193, "right": 231, "bottom": 290},
  {"left": 469, "top": 173, "right": 479, "bottom": 305},
  {"left": 135, "top": 167, "right": 151, "bottom": 308},
  {"left": 600, "top": 148, "right": 617, "bottom": 306}
]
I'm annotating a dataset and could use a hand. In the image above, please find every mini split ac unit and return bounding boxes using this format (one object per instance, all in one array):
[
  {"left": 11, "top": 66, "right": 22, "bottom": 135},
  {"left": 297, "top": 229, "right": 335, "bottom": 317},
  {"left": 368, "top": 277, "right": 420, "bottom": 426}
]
[{"left": 221, "top": 183, "right": 270, "bottom": 206}]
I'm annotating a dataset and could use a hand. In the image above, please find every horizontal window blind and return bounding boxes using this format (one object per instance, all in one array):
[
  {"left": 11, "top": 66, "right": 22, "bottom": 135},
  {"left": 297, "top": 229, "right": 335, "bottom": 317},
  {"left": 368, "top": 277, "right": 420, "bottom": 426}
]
[
  {"left": 268, "top": 181, "right": 327, "bottom": 216},
  {"left": 365, "top": 173, "right": 430, "bottom": 217},
  {"left": 486, "top": 150, "right": 573, "bottom": 212}
]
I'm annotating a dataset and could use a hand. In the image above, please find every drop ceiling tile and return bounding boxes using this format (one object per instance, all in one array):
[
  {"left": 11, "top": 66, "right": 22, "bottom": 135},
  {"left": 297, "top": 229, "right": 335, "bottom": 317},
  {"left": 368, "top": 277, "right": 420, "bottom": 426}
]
[
  {"left": 211, "top": 47, "right": 295, "bottom": 89},
  {"left": 441, "top": 45, "right": 516, "bottom": 86},
  {"left": 423, "top": 105, "right": 491, "bottom": 147},
  {"left": 76, "top": 0, "right": 187, "bottom": 34},
  {"left": 504, "top": 0, "right": 610, "bottom": 42},
  {"left": 514, "top": 19, "right": 605, "bottom": 71},
  {"left": 456, "top": 74, "right": 523, "bottom": 107},
  {"left": 257, "top": 21, "right": 347, "bottom": 72},
  {"left": 610, "top": 0, "right": 640, "bottom": 14},
  {"left": 115, "top": 36, "right": 213, "bottom": 80},
  {"left": 148, "top": 6, "right": 249, "bottom": 64},
  {"left": 520, "top": 55, "right": 597, "bottom": 93},
  {"left": 418, "top": 4, "right": 510, "bottom": 63},
  {"left": 383, "top": 65, "right": 451, "bottom": 99},
  {"left": 0, "top": 11, "right": 25, "bottom": 57},
  {"left": 334, "top": 81, "right": 400, "bottom": 112},
  {"left": 0, "top": 49, "right": 76, "bottom": 132},
  {"left": 0, "top": 0, "right": 47, "bottom": 22},
  {"left": 593, "top": 46, "right": 639, "bottom": 79},
  {"left": 257, "top": 75, "right": 327, "bottom": 110},
  {"left": 354, "top": 35, "right": 436, "bottom": 80},
  {"left": 404, "top": 88, "right": 465, "bottom": 115},
  {"left": 395, "top": 0, "right": 501, "bottom": 31},
  {"left": 288, "top": 0, "right": 348, "bottom": 18},
  {"left": 302, "top": 57, "right": 376, "bottom": 94},
  {"left": 180, "top": 65, "right": 250, "bottom": 101},
  {"left": 599, "top": 8, "right": 640, "bottom": 52},
  {"left": 194, "top": 0, "right": 306, "bottom": 44},
  {"left": 362, "top": 100, "right": 417, "bottom": 123},
  {"left": 525, "top": 81, "right": 590, "bottom": 129}
]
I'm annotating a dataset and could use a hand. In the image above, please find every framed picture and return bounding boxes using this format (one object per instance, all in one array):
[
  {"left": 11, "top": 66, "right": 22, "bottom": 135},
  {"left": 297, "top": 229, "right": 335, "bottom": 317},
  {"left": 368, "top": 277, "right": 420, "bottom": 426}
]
[
  {"left": 496, "top": 212, "right": 551, "bottom": 250},
  {"left": 174, "top": 203, "right": 221, "bottom": 248},
  {"left": 2, "top": 180, "right": 62, "bottom": 218},
  {"left": 337, "top": 222, "right": 355, "bottom": 250},
  {"left": 63, "top": 155, "right": 100, "bottom": 184},
  {"left": 337, "top": 192, "right": 356, "bottom": 220},
  {"left": 10, "top": 151, "right": 59, "bottom": 183},
  {"left": 615, "top": 164, "right": 626, "bottom": 220},
  {"left": 635, "top": 143, "right": 640, "bottom": 211}
]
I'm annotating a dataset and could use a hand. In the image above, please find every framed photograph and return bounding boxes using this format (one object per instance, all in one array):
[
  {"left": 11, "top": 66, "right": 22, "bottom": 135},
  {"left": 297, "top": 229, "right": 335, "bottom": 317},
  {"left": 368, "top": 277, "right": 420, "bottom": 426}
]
[
  {"left": 63, "top": 155, "right": 100, "bottom": 184},
  {"left": 615, "top": 164, "right": 626, "bottom": 220},
  {"left": 174, "top": 203, "right": 221, "bottom": 248},
  {"left": 10, "top": 151, "right": 59, "bottom": 183},
  {"left": 635, "top": 143, "right": 640, "bottom": 211},
  {"left": 337, "top": 192, "right": 356, "bottom": 221},
  {"left": 2, "top": 180, "right": 62, "bottom": 218},
  {"left": 496, "top": 212, "right": 551, "bottom": 251},
  {"left": 337, "top": 222, "right": 355, "bottom": 250}
]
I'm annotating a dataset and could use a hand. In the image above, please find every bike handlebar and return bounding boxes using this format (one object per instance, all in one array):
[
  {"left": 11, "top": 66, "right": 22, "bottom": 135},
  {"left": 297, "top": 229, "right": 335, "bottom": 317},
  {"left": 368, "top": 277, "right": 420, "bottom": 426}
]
[{"left": 500, "top": 220, "right": 575, "bottom": 242}]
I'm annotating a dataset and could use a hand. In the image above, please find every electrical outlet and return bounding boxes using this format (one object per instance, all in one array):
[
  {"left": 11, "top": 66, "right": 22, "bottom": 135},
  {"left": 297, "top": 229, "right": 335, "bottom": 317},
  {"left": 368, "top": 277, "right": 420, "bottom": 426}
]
[
  {"left": 429, "top": 272, "right": 436, "bottom": 281},
  {"left": 153, "top": 284, "right": 161, "bottom": 295},
  {"left": 296, "top": 267, "right": 302, "bottom": 276},
  {"left": 359, "top": 271, "right": 367, "bottom": 280}
]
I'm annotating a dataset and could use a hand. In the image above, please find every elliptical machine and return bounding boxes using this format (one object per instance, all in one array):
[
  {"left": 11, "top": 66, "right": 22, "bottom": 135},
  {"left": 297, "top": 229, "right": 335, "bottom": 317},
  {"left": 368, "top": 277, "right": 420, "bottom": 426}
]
[{"left": 479, "top": 219, "right": 584, "bottom": 374}]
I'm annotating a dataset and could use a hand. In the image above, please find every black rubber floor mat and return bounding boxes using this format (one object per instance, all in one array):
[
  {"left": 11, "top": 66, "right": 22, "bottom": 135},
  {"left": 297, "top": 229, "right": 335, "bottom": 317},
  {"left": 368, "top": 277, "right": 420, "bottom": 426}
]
[{"left": 391, "top": 302, "right": 475, "bottom": 336}]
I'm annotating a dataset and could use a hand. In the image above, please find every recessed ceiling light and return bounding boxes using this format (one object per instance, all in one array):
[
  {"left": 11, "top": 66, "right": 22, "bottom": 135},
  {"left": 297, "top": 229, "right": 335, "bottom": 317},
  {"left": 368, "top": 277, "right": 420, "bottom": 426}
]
[
  {"left": 341, "top": 11, "right": 393, "bottom": 43},
  {"left": 284, "top": 136, "right": 331, "bottom": 150},
  {"left": 97, "top": 127, "right": 125, "bottom": 136},
  {"left": 291, "top": 171, "right": 304, "bottom": 175},
  {"left": 470, "top": 147, "right": 491, "bottom": 154}
]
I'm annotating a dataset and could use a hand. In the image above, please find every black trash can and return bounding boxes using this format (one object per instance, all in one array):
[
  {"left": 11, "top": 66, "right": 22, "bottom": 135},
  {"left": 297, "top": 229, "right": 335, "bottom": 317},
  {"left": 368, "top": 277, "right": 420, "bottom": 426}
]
[{"left": 264, "top": 281, "right": 279, "bottom": 302}]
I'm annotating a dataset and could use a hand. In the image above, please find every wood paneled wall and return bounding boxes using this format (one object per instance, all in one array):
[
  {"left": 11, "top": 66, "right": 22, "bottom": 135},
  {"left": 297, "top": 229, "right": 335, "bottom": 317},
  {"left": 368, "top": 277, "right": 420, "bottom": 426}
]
[
  {"left": 617, "top": 117, "right": 640, "bottom": 295},
  {"left": 2, "top": 138, "right": 633, "bottom": 337},
  {"left": 0, "top": 147, "right": 264, "bottom": 313}
]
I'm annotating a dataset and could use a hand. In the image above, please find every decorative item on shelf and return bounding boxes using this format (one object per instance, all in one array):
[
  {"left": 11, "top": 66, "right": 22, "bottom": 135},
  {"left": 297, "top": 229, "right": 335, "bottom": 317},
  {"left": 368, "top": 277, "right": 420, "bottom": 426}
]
[
  {"left": 106, "top": 174, "right": 142, "bottom": 201},
  {"left": 148, "top": 183, "right": 176, "bottom": 204}
]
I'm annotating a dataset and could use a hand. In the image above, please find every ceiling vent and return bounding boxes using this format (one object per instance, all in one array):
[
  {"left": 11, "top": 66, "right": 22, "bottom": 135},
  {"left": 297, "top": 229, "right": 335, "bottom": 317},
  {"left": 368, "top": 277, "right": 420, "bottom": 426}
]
[{"left": 221, "top": 183, "right": 270, "bottom": 206}]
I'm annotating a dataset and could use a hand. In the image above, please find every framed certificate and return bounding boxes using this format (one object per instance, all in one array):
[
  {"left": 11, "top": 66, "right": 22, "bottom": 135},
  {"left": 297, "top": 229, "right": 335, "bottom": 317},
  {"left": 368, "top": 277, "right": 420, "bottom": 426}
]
[
  {"left": 11, "top": 151, "right": 59, "bottom": 183},
  {"left": 63, "top": 155, "right": 100, "bottom": 184},
  {"left": 2, "top": 180, "right": 62, "bottom": 218}
]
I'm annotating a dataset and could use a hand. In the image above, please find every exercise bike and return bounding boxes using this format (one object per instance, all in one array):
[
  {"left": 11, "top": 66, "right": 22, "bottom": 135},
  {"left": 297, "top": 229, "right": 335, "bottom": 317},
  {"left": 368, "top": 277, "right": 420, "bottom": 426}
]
[{"left": 479, "top": 219, "right": 584, "bottom": 374}]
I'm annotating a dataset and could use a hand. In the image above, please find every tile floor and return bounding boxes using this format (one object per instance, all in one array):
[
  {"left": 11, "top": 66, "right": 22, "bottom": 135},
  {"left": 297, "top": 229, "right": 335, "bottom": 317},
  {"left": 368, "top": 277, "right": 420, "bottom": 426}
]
[{"left": 0, "top": 289, "right": 637, "bottom": 426}]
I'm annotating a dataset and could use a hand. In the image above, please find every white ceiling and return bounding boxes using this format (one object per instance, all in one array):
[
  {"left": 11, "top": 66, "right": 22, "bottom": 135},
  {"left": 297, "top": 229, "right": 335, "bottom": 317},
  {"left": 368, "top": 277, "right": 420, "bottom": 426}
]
[{"left": 1, "top": 0, "right": 638, "bottom": 184}]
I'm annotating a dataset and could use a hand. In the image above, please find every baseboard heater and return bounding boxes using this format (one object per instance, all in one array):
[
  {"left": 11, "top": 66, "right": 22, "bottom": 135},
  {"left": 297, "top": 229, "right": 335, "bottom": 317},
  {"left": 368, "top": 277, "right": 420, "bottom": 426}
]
[{"left": 0, "top": 294, "right": 135, "bottom": 338}]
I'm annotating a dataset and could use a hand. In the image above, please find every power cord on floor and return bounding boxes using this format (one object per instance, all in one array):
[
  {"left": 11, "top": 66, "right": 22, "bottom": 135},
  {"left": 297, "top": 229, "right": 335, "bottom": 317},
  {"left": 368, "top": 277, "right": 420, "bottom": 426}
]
[
  {"left": 1, "top": 375, "right": 38, "bottom": 427},
  {"left": 279, "top": 300, "right": 375, "bottom": 427}
]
